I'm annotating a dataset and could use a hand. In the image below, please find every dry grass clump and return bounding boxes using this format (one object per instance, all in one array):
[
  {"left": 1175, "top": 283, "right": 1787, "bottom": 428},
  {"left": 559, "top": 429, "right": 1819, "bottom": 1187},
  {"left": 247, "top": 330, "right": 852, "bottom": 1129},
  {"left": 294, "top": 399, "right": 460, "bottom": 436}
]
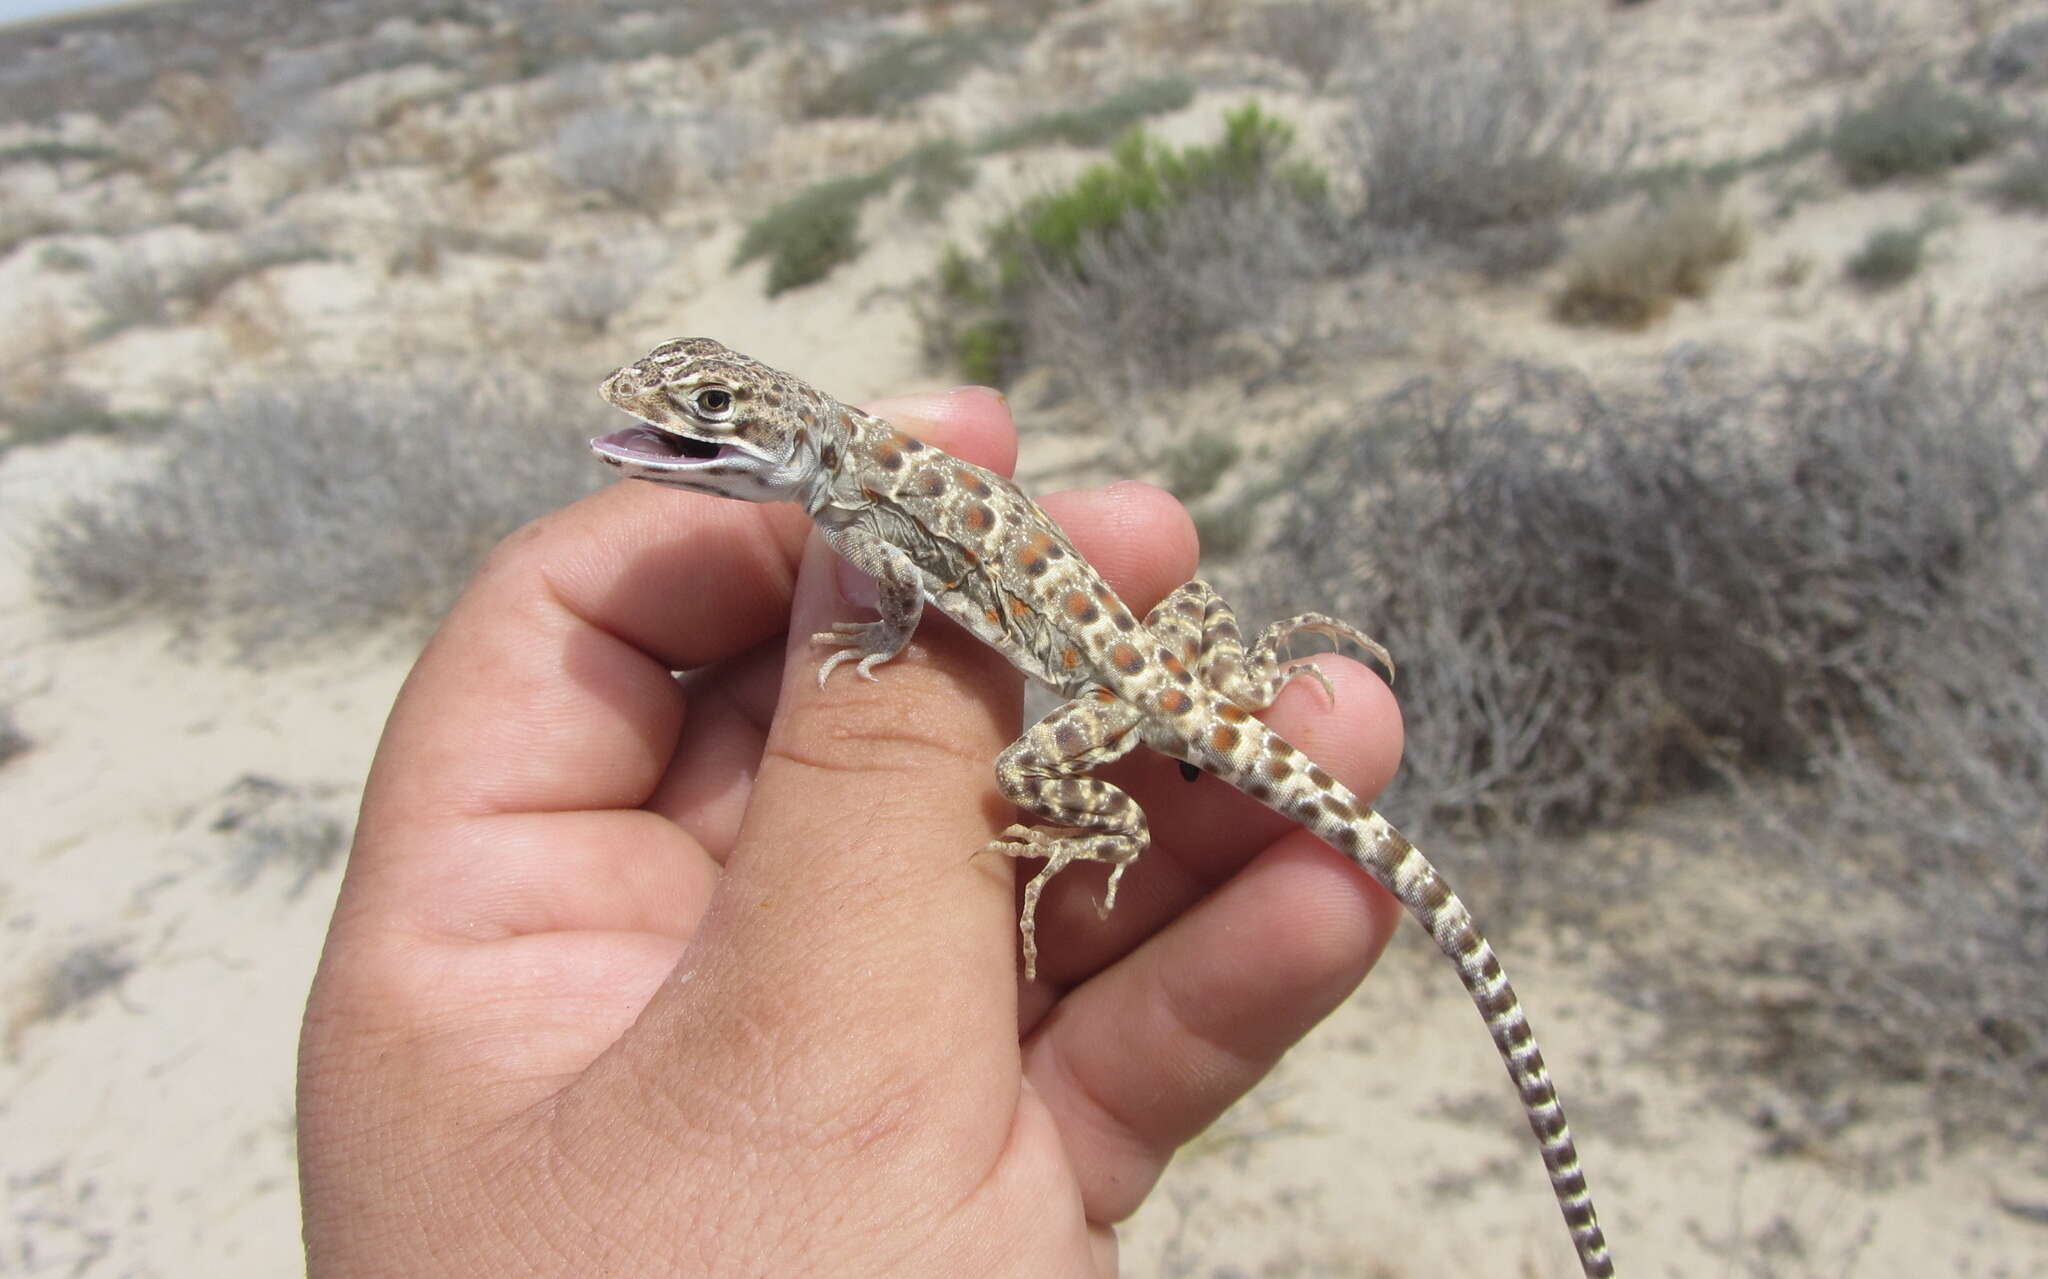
[
  {"left": 212, "top": 774, "right": 348, "bottom": 897},
  {"left": 1245, "top": 0, "right": 1375, "bottom": 91},
  {"left": 6, "top": 939, "right": 134, "bottom": 1056},
  {"left": 1790, "top": 0, "right": 1902, "bottom": 81},
  {"left": 33, "top": 369, "right": 599, "bottom": 652},
  {"left": 1246, "top": 324, "right": 2048, "bottom": 1132},
  {"left": 1345, "top": 6, "right": 1626, "bottom": 268},
  {"left": 1553, "top": 187, "right": 1748, "bottom": 328}
]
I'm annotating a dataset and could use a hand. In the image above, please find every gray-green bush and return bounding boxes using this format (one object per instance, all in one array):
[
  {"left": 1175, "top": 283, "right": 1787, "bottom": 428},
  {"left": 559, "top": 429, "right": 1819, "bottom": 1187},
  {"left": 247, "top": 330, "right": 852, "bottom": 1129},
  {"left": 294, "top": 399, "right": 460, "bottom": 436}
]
[
  {"left": 1827, "top": 71, "right": 2011, "bottom": 185},
  {"left": 1242, "top": 326, "right": 2048, "bottom": 1131},
  {"left": 1845, "top": 221, "right": 1931, "bottom": 287},
  {"left": 34, "top": 370, "right": 599, "bottom": 651},
  {"left": 801, "top": 25, "right": 1022, "bottom": 118},
  {"left": 1345, "top": 7, "right": 1625, "bottom": 257},
  {"left": 547, "top": 106, "right": 681, "bottom": 211}
]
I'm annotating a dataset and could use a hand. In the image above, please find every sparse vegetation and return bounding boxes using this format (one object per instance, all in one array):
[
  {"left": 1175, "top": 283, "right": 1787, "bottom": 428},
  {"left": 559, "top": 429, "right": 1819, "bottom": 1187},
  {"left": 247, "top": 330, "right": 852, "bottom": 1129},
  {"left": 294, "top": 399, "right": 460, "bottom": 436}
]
[
  {"left": 1965, "top": 14, "right": 2048, "bottom": 88},
  {"left": 33, "top": 370, "right": 598, "bottom": 650},
  {"left": 735, "top": 79, "right": 1197, "bottom": 295},
  {"left": 212, "top": 774, "right": 348, "bottom": 897},
  {"left": 83, "top": 229, "right": 332, "bottom": 336},
  {"left": 1246, "top": 0, "right": 1374, "bottom": 91},
  {"left": 928, "top": 105, "right": 1342, "bottom": 392},
  {"left": 538, "top": 239, "right": 664, "bottom": 335},
  {"left": 899, "top": 137, "right": 977, "bottom": 220},
  {"left": 1346, "top": 7, "right": 1626, "bottom": 262},
  {"left": 0, "top": 704, "right": 29, "bottom": 767},
  {"left": 1988, "top": 126, "right": 2048, "bottom": 209},
  {"left": 8, "top": 939, "right": 135, "bottom": 1053},
  {"left": 977, "top": 77, "right": 1194, "bottom": 152},
  {"left": 1791, "top": 0, "right": 1901, "bottom": 80},
  {"left": 802, "top": 25, "right": 1022, "bottom": 118},
  {"left": 0, "top": 381, "right": 162, "bottom": 454},
  {"left": 546, "top": 106, "right": 681, "bottom": 212},
  {"left": 1244, "top": 325, "right": 2048, "bottom": 1131},
  {"left": 734, "top": 171, "right": 891, "bottom": 296},
  {"left": 1554, "top": 186, "right": 1748, "bottom": 328},
  {"left": 1827, "top": 71, "right": 2012, "bottom": 185},
  {"left": 1845, "top": 220, "right": 1933, "bottom": 288}
]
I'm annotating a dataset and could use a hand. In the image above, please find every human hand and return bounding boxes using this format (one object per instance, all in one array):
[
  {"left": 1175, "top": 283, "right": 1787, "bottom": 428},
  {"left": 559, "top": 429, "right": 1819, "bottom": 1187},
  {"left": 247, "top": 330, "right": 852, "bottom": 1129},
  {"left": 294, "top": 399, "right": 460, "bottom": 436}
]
[{"left": 297, "top": 387, "right": 1405, "bottom": 1275}]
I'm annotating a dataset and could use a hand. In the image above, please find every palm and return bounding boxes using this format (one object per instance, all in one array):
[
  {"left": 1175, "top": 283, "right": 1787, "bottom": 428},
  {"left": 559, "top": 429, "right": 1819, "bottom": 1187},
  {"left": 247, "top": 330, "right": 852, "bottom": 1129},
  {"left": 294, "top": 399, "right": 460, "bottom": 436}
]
[{"left": 298, "top": 393, "right": 1399, "bottom": 1276}]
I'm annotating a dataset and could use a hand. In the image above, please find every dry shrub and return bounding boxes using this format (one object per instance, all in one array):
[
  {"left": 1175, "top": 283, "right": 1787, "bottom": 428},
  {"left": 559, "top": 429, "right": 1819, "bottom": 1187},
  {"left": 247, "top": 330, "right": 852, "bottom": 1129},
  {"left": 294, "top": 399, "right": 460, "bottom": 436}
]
[
  {"left": 34, "top": 369, "right": 600, "bottom": 652},
  {"left": 1016, "top": 181, "right": 1352, "bottom": 411},
  {"left": 1244, "top": 323, "right": 2048, "bottom": 1133},
  {"left": 1246, "top": 0, "right": 1375, "bottom": 91},
  {"left": 1345, "top": 5, "right": 1627, "bottom": 260},
  {"left": 1790, "top": 0, "right": 1902, "bottom": 81},
  {"left": 547, "top": 107, "right": 680, "bottom": 212},
  {"left": 538, "top": 239, "right": 666, "bottom": 336},
  {"left": 1553, "top": 187, "right": 1748, "bottom": 329}
]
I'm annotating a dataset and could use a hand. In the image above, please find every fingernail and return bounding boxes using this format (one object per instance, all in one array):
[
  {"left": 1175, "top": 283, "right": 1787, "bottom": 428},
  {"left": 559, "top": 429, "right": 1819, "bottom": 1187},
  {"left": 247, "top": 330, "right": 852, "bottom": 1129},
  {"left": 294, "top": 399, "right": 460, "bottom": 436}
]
[{"left": 946, "top": 385, "right": 1008, "bottom": 408}]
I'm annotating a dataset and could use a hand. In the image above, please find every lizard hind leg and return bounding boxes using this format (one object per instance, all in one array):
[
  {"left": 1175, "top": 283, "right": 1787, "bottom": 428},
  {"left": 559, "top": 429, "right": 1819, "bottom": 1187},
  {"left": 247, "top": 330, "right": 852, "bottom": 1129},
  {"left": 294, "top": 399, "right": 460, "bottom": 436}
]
[
  {"left": 1243, "top": 611, "right": 1396, "bottom": 707},
  {"left": 986, "top": 691, "right": 1150, "bottom": 979},
  {"left": 1146, "top": 581, "right": 1393, "bottom": 712}
]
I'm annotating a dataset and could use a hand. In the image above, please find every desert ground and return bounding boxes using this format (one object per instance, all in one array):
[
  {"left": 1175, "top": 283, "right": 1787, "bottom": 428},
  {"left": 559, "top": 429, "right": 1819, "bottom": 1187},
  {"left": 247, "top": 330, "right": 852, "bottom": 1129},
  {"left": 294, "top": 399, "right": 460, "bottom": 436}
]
[{"left": 4, "top": 0, "right": 2047, "bottom": 1274}]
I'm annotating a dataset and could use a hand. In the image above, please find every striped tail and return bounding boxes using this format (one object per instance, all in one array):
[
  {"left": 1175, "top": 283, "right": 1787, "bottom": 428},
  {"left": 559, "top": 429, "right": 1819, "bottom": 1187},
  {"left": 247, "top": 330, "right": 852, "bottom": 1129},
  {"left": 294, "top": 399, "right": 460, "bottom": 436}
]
[{"left": 1232, "top": 725, "right": 1616, "bottom": 1278}]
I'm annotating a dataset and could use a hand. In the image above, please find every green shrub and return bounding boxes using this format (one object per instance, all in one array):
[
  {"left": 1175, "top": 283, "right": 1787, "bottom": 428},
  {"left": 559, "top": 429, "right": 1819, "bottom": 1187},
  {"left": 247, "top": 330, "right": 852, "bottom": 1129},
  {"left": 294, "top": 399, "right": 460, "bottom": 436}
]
[
  {"left": 978, "top": 78, "right": 1194, "bottom": 152},
  {"left": 931, "top": 105, "right": 1336, "bottom": 387},
  {"left": 1844, "top": 222, "right": 1930, "bottom": 288},
  {"left": 900, "top": 137, "right": 977, "bottom": 219},
  {"left": 803, "top": 26, "right": 1022, "bottom": 118},
  {"left": 733, "top": 172, "right": 891, "bottom": 295},
  {"left": 1828, "top": 72, "right": 2011, "bottom": 185},
  {"left": 1553, "top": 187, "right": 1748, "bottom": 328},
  {"left": 734, "top": 79, "right": 1196, "bottom": 296},
  {"left": 1162, "top": 431, "right": 1241, "bottom": 502},
  {"left": 996, "top": 105, "right": 1324, "bottom": 281}
]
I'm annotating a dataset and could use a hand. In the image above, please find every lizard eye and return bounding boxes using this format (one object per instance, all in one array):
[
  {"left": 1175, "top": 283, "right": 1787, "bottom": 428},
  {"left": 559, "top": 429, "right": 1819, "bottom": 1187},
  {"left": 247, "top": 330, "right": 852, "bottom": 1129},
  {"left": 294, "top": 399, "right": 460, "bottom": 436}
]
[{"left": 691, "top": 387, "right": 734, "bottom": 419}]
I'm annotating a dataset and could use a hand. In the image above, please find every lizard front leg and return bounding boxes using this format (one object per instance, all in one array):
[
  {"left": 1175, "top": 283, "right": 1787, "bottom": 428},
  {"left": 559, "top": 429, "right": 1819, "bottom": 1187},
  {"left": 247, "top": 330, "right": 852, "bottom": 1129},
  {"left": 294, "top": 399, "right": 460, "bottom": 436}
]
[
  {"left": 813, "top": 525, "right": 927, "bottom": 685},
  {"left": 986, "top": 690, "right": 1149, "bottom": 979}
]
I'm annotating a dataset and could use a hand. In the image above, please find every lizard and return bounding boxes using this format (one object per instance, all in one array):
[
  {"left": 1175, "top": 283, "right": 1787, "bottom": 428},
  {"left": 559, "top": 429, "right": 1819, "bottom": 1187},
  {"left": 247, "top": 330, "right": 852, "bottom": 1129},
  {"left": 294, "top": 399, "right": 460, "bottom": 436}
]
[{"left": 590, "top": 337, "right": 1615, "bottom": 1278}]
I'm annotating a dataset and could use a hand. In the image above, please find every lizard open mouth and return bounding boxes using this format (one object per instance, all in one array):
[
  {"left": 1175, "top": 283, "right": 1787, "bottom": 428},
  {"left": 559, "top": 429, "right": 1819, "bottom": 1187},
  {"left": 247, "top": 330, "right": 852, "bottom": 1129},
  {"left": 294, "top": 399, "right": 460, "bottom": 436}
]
[{"left": 590, "top": 424, "right": 726, "bottom": 467}]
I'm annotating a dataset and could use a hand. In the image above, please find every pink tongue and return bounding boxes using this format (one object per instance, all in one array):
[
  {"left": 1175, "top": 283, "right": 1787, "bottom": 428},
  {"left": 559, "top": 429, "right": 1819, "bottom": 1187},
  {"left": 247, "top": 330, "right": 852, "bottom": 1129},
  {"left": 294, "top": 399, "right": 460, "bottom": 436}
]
[{"left": 596, "top": 426, "right": 688, "bottom": 461}]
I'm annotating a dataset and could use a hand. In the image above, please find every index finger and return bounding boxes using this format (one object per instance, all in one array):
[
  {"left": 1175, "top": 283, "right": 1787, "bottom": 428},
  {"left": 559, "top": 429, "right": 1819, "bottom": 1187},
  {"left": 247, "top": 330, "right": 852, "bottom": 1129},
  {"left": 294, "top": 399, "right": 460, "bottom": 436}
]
[{"left": 359, "top": 389, "right": 1019, "bottom": 829}]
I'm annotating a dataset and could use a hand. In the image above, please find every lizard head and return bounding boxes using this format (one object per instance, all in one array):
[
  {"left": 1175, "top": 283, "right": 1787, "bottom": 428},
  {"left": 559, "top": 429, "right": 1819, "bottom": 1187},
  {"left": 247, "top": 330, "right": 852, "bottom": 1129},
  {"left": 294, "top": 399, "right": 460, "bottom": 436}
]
[{"left": 592, "top": 337, "right": 821, "bottom": 503}]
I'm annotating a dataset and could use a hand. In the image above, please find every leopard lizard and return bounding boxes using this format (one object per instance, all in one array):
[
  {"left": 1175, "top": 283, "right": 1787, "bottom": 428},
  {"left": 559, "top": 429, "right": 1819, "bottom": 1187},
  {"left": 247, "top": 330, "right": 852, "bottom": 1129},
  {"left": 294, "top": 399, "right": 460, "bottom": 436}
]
[{"left": 590, "top": 337, "right": 1615, "bottom": 1278}]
